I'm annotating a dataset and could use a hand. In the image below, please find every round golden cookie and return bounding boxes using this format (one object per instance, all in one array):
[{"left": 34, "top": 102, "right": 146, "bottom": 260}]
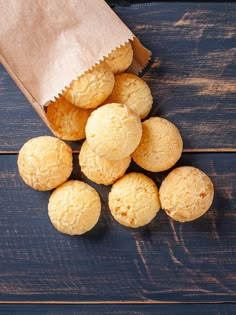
[
  {"left": 85, "top": 103, "right": 142, "bottom": 160},
  {"left": 79, "top": 140, "right": 131, "bottom": 185},
  {"left": 17, "top": 136, "right": 72, "bottom": 191},
  {"left": 48, "top": 180, "right": 101, "bottom": 235},
  {"left": 106, "top": 73, "right": 153, "bottom": 119},
  {"left": 104, "top": 41, "right": 133, "bottom": 74},
  {"left": 132, "top": 117, "right": 183, "bottom": 172},
  {"left": 159, "top": 166, "right": 214, "bottom": 222},
  {"left": 108, "top": 172, "right": 161, "bottom": 228},
  {"left": 46, "top": 96, "right": 93, "bottom": 141},
  {"left": 63, "top": 63, "right": 114, "bottom": 109}
]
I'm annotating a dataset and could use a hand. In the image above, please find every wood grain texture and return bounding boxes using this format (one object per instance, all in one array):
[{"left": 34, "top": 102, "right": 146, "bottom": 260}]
[
  {"left": 114, "top": 2, "right": 236, "bottom": 150},
  {"left": 0, "top": 304, "right": 236, "bottom": 314},
  {"left": 0, "top": 1, "right": 235, "bottom": 308},
  {"left": 0, "top": 2, "right": 235, "bottom": 151},
  {"left": 0, "top": 153, "right": 235, "bottom": 302}
]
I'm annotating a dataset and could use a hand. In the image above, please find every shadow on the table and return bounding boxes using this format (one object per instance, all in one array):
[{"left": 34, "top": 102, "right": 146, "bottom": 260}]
[
  {"left": 82, "top": 208, "right": 110, "bottom": 241},
  {"left": 189, "top": 188, "right": 229, "bottom": 236}
]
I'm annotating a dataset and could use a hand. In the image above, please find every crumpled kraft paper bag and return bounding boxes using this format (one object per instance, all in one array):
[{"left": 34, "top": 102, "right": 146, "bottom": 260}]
[{"left": 0, "top": 0, "right": 151, "bottom": 130}]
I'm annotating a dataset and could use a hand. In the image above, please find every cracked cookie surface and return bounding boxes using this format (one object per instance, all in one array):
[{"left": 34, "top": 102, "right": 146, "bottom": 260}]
[
  {"left": 63, "top": 63, "right": 114, "bottom": 109},
  {"left": 104, "top": 41, "right": 133, "bottom": 74},
  {"left": 86, "top": 103, "right": 142, "bottom": 160},
  {"left": 79, "top": 140, "right": 131, "bottom": 185},
  {"left": 132, "top": 117, "right": 183, "bottom": 172},
  {"left": 46, "top": 96, "right": 92, "bottom": 141},
  {"left": 106, "top": 73, "right": 153, "bottom": 118},
  {"left": 109, "top": 172, "right": 160, "bottom": 228},
  {"left": 160, "top": 166, "right": 214, "bottom": 222},
  {"left": 48, "top": 180, "right": 101, "bottom": 235},
  {"left": 17, "top": 136, "right": 72, "bottom": 191}
]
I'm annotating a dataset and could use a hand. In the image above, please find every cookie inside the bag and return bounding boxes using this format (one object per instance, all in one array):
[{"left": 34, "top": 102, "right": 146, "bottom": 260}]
[
  {"left": 104, "top": 41, "right": 133, "bottom": 74},
  {"left": 63, "top": 63, "right": 114, "bottom": 109},
  {"left": 46, "top": 95, "right": 93, "bottom": 141}
]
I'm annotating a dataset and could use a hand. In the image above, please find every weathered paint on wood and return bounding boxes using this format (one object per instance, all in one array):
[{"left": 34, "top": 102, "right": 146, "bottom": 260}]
[
  {"left": 0, "top": 153, "right": 235, "bottom": 302},
  {"left": 0, "top": 304, "right": 235, "bottom": 314}
]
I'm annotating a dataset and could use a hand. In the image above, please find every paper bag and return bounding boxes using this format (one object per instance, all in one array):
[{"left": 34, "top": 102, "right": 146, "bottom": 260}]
[{"left": 0, "top": 0, "right": 151, "bottom": 131}]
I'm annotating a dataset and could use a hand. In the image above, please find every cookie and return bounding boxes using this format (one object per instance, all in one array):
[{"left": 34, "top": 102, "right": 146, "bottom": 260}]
[
  {"left": 48, "top": 180, "right": 101, "bottom": 235},
  {"left": 46, "top": 95, "right": 92, "bottom": 141},
  {"left": 86, "top": 103, "right": 142, "bottom": 160},
  {"left": 132, "top": 117, "right": 183, "bottom": 172},
  {"left": 108, "top": 172, "right": 161, "bottom": 228},
  {"left": 104, "top": 41, "right": 133, "bottom": 74},
  {"left": 79, "top": 140, "right": 131, "bottom": 185},
  {"left": 159, "top": 166, "right": 214, "bottom": 222},
  {"left": 17, "top": 136, "right": 72, "bottom": 191},
  {"left": 63, "top": 63, "right": 114, "bottom": 109},
  {"left": 106, "top": 73, "right": 153, "bottom": 118}
]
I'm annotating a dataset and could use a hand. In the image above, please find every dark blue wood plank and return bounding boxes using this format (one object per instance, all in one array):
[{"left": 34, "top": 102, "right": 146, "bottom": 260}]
[
  {"left": 0, "top": 66, "right": 52, "bottom": 151},
  {"left": 0, "top": 153, "right": 235, "bottom": 302},
  {"left": 0, "top": 2, "right": 235, "bottom": 151},
  {"left": 0, "top": 304, "right": 235, "bottom": 315},
  {"left": 114, "top": 2, "right": 236, "bottom": 150}
]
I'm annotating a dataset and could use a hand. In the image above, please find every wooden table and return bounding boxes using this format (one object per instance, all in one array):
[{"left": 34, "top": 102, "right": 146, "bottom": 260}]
[{"left": 0, "top": 2, "right": 235, "bottom": 313}]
